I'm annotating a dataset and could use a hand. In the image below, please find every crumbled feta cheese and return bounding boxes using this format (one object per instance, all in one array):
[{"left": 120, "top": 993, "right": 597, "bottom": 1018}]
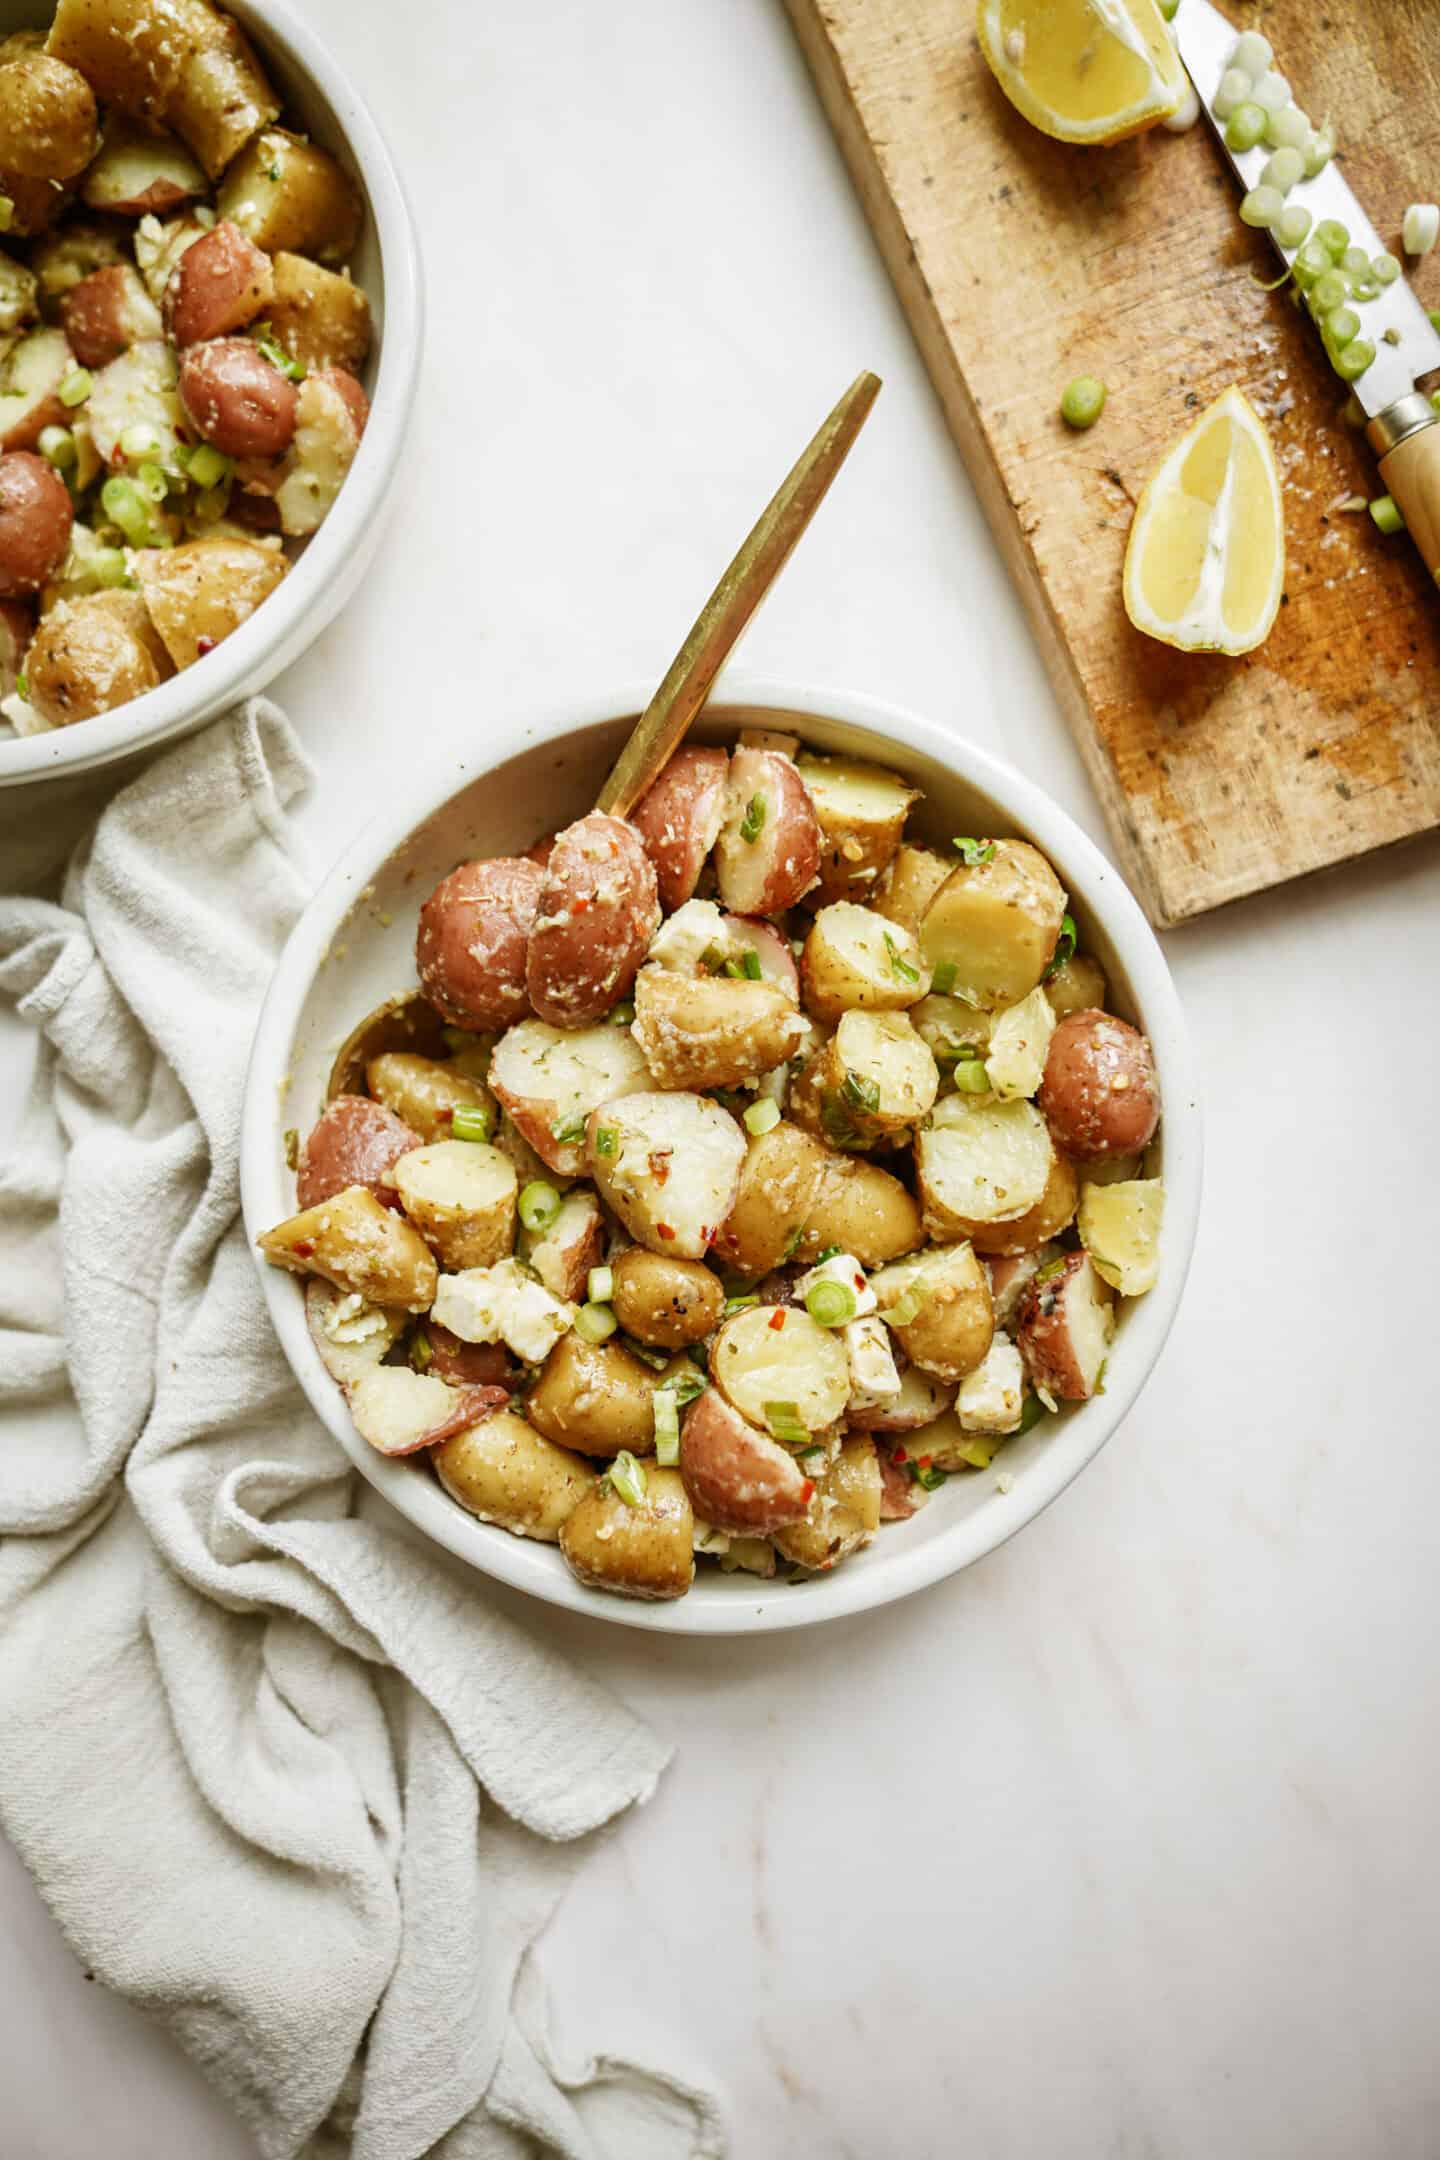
[
  {"left": 432, "top": 1258, "right": 574, "bottom": 1364},
  {"left": 797, "top": 1251, "right": 877, "bottom": 1317},
  {"left": 646, "top": 899, "right": 742, "bottom": 974},
  {"left": 321, "top": 1292, "right": 393, "bottom": 1346},
  {"left": 843, "top": 1316, "right": 901, "bottom": 1410},
  {"left": 957, "top": 1335, "right": 1026, "bottom": 1434}
]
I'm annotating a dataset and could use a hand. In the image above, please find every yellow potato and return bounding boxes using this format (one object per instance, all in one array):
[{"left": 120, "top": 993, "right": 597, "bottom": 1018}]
[
  {"left": 870, "top": 843, "right": 952, "bottom": 938},
  {"left": 392, "top": 1139, "right": 517, "bottom": 1270},
  {"left": 916, "top": 1091, "right": 1055, "bottom": 1235},
  {"left": 257, "top": 1183, "right": 437, "bottom": 1312},
  {"left": 560, "top": 1462, "right": 695, "bottom": 1600},
  {"left": 0, "top": 34, "right": 97, "bottom": 183},
  {"left": 710, "top": 1118, "right": 829, "bottom": 1277},
  {"left": 711, "top": 1304, "right": 851, "bottom": 1436},
  {"left": 872, "top": 1242, "right": 994, "bottom": 1382},
  {"left": 609, "top": 1247, "right": 724, "bottom": 1349},
  {"left": 433, "top": 1409, "right": 593, "bottom": 1542},
  {"left": 793, "top": 1150, "right": 923, "bottom": 1267},
  {"left": 1077, "top": 1176, "right": 1164, "bottom": 1295},
  {"left": 25, "top": 589, "right": 173, "bottom": 726},
  {"left": 630, "top": 966, "right": 803, "bottom": 1091},
  {"left": 794, "top": 751, "right": 919, "bottom": 905},
  {"left": 266, "top": 249, "right": 371, "bottom": 374},
  {"left": 800, "top": 901, "right": 929, "bottom": 1022},
  {"left": 525, "top": 1331, "right": 663, "bottom": 1459},
  {"left": 812, "top": 1010, "right": 937, "bottom": 1144},
  {"left": 216, "top": 126, "right": 362, "bottom": 263},
  {"left": 772, "top": 1435, "right": 881, "bottom": 1570},
  {"left": 366, "top": 1052, "right": 495, "bottom": 1144},
  {"left": 919, "top": 840, "right": 1067, "bottom": 1011},
  {"left": 46, "top": 0, "right": 280, "bottom": 179},
  {"left": 947, "top": 1148, "right": 1078, "bottom": 1256},
  {"left": 1043, "top": 948, "right": 1107, "bottom": 1019},
  {"left": 133, "top": 535, "right": 286, "bottom": 671}
]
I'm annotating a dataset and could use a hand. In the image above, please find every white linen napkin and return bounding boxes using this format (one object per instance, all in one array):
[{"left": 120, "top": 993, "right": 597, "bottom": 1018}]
[{"left": 0, "top": 701, "right": 725, "bottom": 2160}]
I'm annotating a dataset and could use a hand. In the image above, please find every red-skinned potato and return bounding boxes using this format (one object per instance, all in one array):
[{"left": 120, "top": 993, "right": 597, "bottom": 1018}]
[
  {"left": 0, "top": 325, "right": 73, "bottom": 451},
  {"left": 163, "top": 219, "right": 273, "bottom": 347},
  {"left": 1037, "top": 1010, "right": 1160, "bottom": 1162},
  {"left": 296, "top": 1094, "right": 421, "bottom": 1211},
  {"left": 679, "top": 1385, "right": 813, "bottom": 1535},
  {"left": 271, "top": 368, "right": 364, "bottom": 537},
  {"left": 0, "top": 593, "right": 32, "bottom": 694},
  {"left": 318, "top": 365, "right": 368, "bottom": 437},
  {"left": 526, "top": 812, "right": 660, "bottom": 1026},
  {"left": 1015, "top": 1252, "right": 1114, "bottom": 1400},
  {"left": 179, "top": 336, "right": 298, "bottom": 458},
  {"left": 714, "top": 746, "right": 821, "bottom": 914},
  {"left": 415, "top": 856, "right": 544, "bottom": 1031},
  {"left": 722, "top": 913, "right": 800, "bottom": 996},
  {"left": 489, "top": 1017, "right": 649, "bottom": 1178},
  {"left": 0, "top": 450, "right": 73, "bottom": 596},
  {"left": 630, "top": 743, "right": 728, "bottom": 911},
  {"left": 80, "top": 120, "right": 204, "bottom": 215},
  {"left": 415, "top": 1323, "right": 515, "bottom": 1390},
  {"left": 346, "top": 1368, "right": 509, "bottom": 1460},
  {"left": 59, "top": 263, "right": 162, "bottom": 368}
]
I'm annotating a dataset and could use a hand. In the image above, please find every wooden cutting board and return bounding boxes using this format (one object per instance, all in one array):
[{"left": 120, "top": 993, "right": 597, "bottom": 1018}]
[{"left": 783, "top": 0, "right": 1440, "bottom": 925}]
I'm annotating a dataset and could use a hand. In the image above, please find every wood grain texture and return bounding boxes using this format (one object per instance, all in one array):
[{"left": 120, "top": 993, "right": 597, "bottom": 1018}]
[{"left": 782, "top": 0, "right": 1440, "bottom": 924}]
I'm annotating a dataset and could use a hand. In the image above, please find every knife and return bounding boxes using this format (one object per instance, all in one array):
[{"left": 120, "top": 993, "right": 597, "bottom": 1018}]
[{"left": 1173, "top": 0, "right": 1440, "bottom": 583}]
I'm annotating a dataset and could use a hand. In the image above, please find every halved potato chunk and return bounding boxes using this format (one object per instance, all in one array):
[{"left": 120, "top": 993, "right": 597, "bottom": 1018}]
[
  {"left": 916, "top": 1092, "right": 1055, "bottom": 1235},
  {"left": 433, "top": 1409, "right": 593, "bottom": 1542},
  {"left": 630, "top": 967, "right": 804, "bottom": 1092},
  {"left": 872, "top": 1242, "right": 994, "bottom": 1383},
  {"left": 587, "top": 1089, "right": 745, "bottom": 1259},
  {"left": 795, "top": 751, "right": 918, "bottom": 905},
  {"left": 919, "top": 840, "right": 1067, "bottom": 1011},
  {"left": 392, "top": 1139, "right": 517, "bottom": 1270},
  {"left": 489, "top": 1016, "right": 648, "bottom": 1178},
  {"left": 771, "top": 1434, "right": 881, "bottom": 1570},
  {"left": 711, "top": 1304, "right": 850, "bottom": 1436},
  {"left": 257, "top": 1183, "right": 437, "bottom": 1311},
  {"left": 800, "top": 901, "right": 929, "bottom": 1022},
  {"left": 561, "top": 1463, "right": 695, "bottom": 1601}
]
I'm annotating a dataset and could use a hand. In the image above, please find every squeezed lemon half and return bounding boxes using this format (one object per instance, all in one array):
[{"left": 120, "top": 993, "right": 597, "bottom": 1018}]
[
  {"left": 977, "top": 0, "right": 1185, "bottom": 145},
  {"left": 1122, "top": 387, "right": 1285, "bottom": 655}
]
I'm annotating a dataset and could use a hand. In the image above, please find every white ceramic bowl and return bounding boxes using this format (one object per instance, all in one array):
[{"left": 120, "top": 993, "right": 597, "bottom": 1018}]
[
  {"left": 0, "top": 0, "right": 421, "bottom": 787},
  {"left": 242, "top": 679, "right": 1202, "bottom": 1635}
]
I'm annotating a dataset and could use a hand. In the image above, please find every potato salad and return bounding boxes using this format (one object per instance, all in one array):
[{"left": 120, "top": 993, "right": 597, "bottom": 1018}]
[
  {"left": 260, "top": 734, "right": 1166, "bottom": 1603},
  {"left": 0, "top": 0, "right": 373, "bottom": 737}
]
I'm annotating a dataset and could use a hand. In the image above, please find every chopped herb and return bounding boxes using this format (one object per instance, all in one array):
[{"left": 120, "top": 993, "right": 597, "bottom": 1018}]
[
  {"left": 1043, "top": 913, "right": 1077, "bottom": 980},
  {"left": 883, "top": 932, "right": 920, "bottom": 984},
  {"left": 739, "top": 793, "right": 767, "bottom": 843},
  {"left": 741, "top": 947, "right": 763, "bottom": 980},
  {"left": 930, "top": 959, "right": 957, "bottom": 995},
  {"left": 282, "top": 1126, "right": 300, "bottom": 1170},
  {"left": 700, "top": 943, "right": 729, "bottom": 974},
  {"left": 622, "top": 1336, "right": 670, "bottom": 1370},
  {"left": 267, "top": 162, "right": 282, "bottom": 181},
  {"left": 658, "top": 1368, "right": 708, "bottom": 1409},
  {"left": 909, "top": 1461, "right": 948, "bottom": 1491},
  {"left": 15, "top": 669, "right": 28, "bottom": 702},
  {"left": 551, "top": 1112, "right": 586, "bottom": 1144},
  {"left": 254, "top": 328, "right": 306, "bottom": 382},
  {"left": 779, "top": 1223, "right": 806, "bottom": 1262},
  {"left": 723, "top": 1293, "right": 759, "bottom": 1316},
  {"left": 842, "top": 1071, "right": 881, "bottom": 1113},
  {"left": 952, "top": 837, "right": 996, "bottom": 866},
  {"left": 820, "top": 1095, "right": 864, "bottom": 1150},
  {"left": 0, "top": 197, "right": 12, "bottom": 232},
  {"left": 593, "top": 1124, "right": 618, "bottom": 1156},
  {"left": 814, "top": 1244, "right": 842, "bottom": 1263},
  {"left": 764, "top": 1400, "right": 810, "bottom": 1448},
  {"left": 1034, "top": 1255, "right": 1068, "bottom": 1284},
  {"left": 608, "top": 999, "right": 635, "bottom": 1026}
]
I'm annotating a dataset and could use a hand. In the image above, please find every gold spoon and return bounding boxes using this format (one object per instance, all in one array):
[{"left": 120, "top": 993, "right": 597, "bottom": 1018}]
[{"left": 595, "top": 368, "right": 882, "bottom": 817}]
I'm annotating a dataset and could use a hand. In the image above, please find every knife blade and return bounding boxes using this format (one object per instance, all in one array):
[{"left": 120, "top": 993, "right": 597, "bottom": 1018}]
[{"left": 1173, "top": 0, "right": 1440, "bottom": 420}]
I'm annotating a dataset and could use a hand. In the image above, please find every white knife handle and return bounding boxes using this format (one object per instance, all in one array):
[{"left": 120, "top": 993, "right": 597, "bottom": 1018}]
[{"left": 1379, "top": 422, "right": 1440, "bottom": 587}]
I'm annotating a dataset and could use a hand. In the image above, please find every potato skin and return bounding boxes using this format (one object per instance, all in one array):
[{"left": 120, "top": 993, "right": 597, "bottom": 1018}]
[
  {"left": 433, "top": 1408, "right": 593, "bottom": 1543},
  {"left": 799, "top": 902, "right": 929, "bottom": 1024},
  {"left": 944, "top": 1148, "right": 1078, "bottom": 1257},
  {"left": 711, "top": 1118, "right": 829, "bottom": 1278},
  {"left": 1044, "top": 949, "right": 1107, "bottom": 1020},
  {"left": 771, "top": 1435, "right": 881, "bottom": 1570},
  {"left": 0, "top": 450, "right": 73, "bottom": 597},
  {"left": 792, "top": 1150, "right": 923, "bottom": 1268},
  {"left": 919, "top": 840, "right": 1068, "bottom": 1012},
  {"left": 679, "top": 1384, "right": 813, "bottom": 1534},
  {"left": 631, "top": 967, "right": 803, "bottom": 1091},
  {"left": 80, "top": 119, "right": 204, "bottom": 216},
  {"left": 0, "top": 40, "right": 97, "bottom": 182},
  {"left": 525, "top": 1331, "right": 662, "bottom": 1459},
  {"left": 132, "top": 535, "right": 286, "bottom": 671},
  {"left": 794, "top": 751, "right": 918, "bottom": 906},
  {"left": 610, "top": 1247, "right": 723, "bottom": 1348},
  {"left": 266, "top": 249, "right": 371, "bottom": 374},
  {"left": 47, "top": 0, "right": 281, "bottom": 180},
  {"left": 391, "top": 1139, "right": 517, "bottom": 1270},
  {"left": 1015, "top": 1252, "right": 1114, "bottom": 1401},
  {"left": 560, "top": 1463, "right": 695, "bottom": 1600},
  {"left": 715, "top": 746, "right": 822, "bottom": 915},
  {"left": 216, "top": 127, "right": 362, "bottom": 264},
  {"left": 25, "top": 588, "right": 171, "bottom": 724},
  {"left": 416, "top": 857, "right": 544, "bottom": 1031},
  {"left": 179, "top": 336, "right": 298, "bottom": 457},
  {"left": 873, "top": 1244, "right": 994, "bottom": 1383},
  {"left": 296, "top": 1092, "right": 420, "bottom": 1209},
  {"left": 163, "top": 218, "right": 273, "bottom": 346},
  {"left": 1037, "top": 1010, "right": 1160, "bottom": 1161},
  {"left": 527, "top": 812, "right": 660, "bottom": 1027},
  {"left": 257, "top": 1182, "right": 437, "bottom": 1311},
  {"left": 365, "top": 1051, "right": 494, "bottom": 1144},
  {"left": 630, "top": 743, "right": 728, "bottom": 912},
  {"left": 60, "top": 262, "right": 162, "bottom": 368}
]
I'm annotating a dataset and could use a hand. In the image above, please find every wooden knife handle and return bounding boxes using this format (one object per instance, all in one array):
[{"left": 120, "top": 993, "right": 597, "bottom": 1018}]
[{"left": 1379, "top": 421, "right": 1440, "bottom": 585}]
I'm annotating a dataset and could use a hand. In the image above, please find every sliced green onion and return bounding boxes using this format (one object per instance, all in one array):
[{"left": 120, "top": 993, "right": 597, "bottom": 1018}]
[
  {"left": 1035, "top": 1255, "right": 1068, "bottom": 1284},
  {"left": 593, "top": 1124, "right": 618, "bottom": 1156},
  {"left": 1017, "top": 1392, "right": 1047, "bottom": 1434},
  {"left": 805, "top": 1278, "right": 857, "bottom": 1328},
  {"left": 653, "top": 1390, "right": 680, "bottom": 1466},
  {"left": 254, "top": 329, "right": 305, "bottom": 382},
  {"left": 911, "top": 1462, "right": 948, "bottom": 1492},
  {"left": 740, "top": 947, "right": 763, "bottom": 980},
  {"left": 1333, "top": 338, "right": 1375, "bottom": 382},
  {"left": 187, "top": 443, "right": 232, "bottom": 488},
  {"left": 1322, "top": 305, "right": 1361, "bottom": 352},
  {"left": 1309, "top": 269, "right": 1348, "bottom": 315},
  {"left": 608, "top": 999, "right": 635, "bottom": 1026},
  {"left": 1265, "top": 103, "right": 1310, "bottom": 151},
  {"left": 519, "top": 1180, "right": 562, "bottom": 1232},
  {"left": 884, "top": 1285, "right": 925, "bottom": 1327},
  {"left": 574, "top": 1301, "right": 617, "bottom": 1344},
  {"left": 58, "top": 369, "right": 93, "bottom": 408},
  {"left": 744, "top": 1097, "right": 780, "bottom": 1136},
  {"left": 1348, "top": 276, "right": 1380, "bottom": 304},
  {"left": 722, "top": 1292, "right": 759, "bottom": 1316},
  {"left": 1371, "top": 251, "right": 1401, "bottom": 287},
  {"left": 1224, "top": 103, "right": 1266, "bottom": 152},
  {"left": 409, "top": 1329, "right": 432, "bottom": 1372},
  {"left": 608, "top": 1450, "right": 647, "bottom": 1506},
  {"left": 660, "top": 1367, "right": 707, "bottom": 1408},
  {"left": 551, "top": 1111, "right": 586, "bottom": 1145},
  {"left": 1059, "top": 374, "right": 1106, "bottom": 429},
  {"left": 764, "top": 1401, "right": 810, "bottom": 1448},
  {"left": 1229, "top": 30, "right": 1272, "bottom": 74},
  {"left": 952, "top": 837, "right": 995, "bottom": 865},
  {"left": 1155, "top": 0, "right": 1177, "bottom": 17},
  {"left": 15, "top": 668, "right": 28, "bottom": 702},
  {"left": 882, "top": 931, "right": 921, "bottom": 983},
  {"left": 1251, "top": 69, "right": 1290, "bottom": 114},
  {"left": 0, "top": 197, "right": 12, "bottom": 232},
  {"left": 119, "top": 423, "right": 160, "bottom": 459},
  {"left": 623, "top": 1336, "right": 671, "bottom": 1370},
  {"left": 1338, "top": 246, "right": 1369, "bottom": 280},
  {"left": 37, "top": 425, "right": 75, "bottom": 470},
  {"left": 930, "top": 959, "right": 957, "bottom": 994},
  {"left": 587, "top": 1264, "right": 614, "bottom": 1305},
  {"left": 100, "top": 474, "right": 158, "bottom": 548},
  {"left": 739, "top": 792, "right": 767, "bottom": 843},
  {"left": 842, "top": 1070, "right": 881, "bottom": 1114},
  {"left": 1043, "top": 911, "right": 1078, "bottom": 979},
  {"left": 1369, "top": 494, "right": 1405, "bottom": 535},
  {"left": 1292, "top": 239, "right": 1330, "bottom": 288},
  {"left": 1314, "top": 218, "right": 1350, "bottom": 260},
  {"left": 814, "top": 1245, "right": 842, "bottom": 1262},
  {"left": 1210, "top": 67, "right": 1251, "bottom": 120},
  {"left": 1403, "top": 203, "right": 1439, "bottom": 257},
  {"left": 1273, "top": 205, "right": 1312, "bottom": 251},
  {"left": 1260, "top": 147, "right": 1302, "bottom": 195},
  {"left": 1240, "top": 186, "right": 1284, "bottom": 230},
  {"left": 954, "top": 1057, "right": 992, "bottom": 1094},
  {"left": 450, "top": 1102, "right": 492, "bottom": 1143},
  {"left": 1302, "top": 122, "right": 1334, "bottom": 178}
]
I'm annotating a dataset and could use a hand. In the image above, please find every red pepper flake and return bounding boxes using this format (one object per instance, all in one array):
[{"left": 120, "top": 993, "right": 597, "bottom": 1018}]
[
  {"left": 891, "top": 1446, "right": 907, "bottom": 1463},
  {"left": 768, "top": 1309, "right": 785, "bottom": 1330},
  {"left": 195, "top": 635, "right": 216, "bottom": 657},
  {"left": 437, "top": 1106, "right": 453, "bottom": 1123},
  {"left": 657, "top": 1223, "right": 676, "bottom": 1240},
  {"left": 293, "top": 1240, "right": 314, "bottom": 1258},
  {"left": 853, "top": 1274, "right": 865, "bottom": 1290},
  {"left": 573, "top": 895, "right": 590, "bottom": 913},
  {"left": 800, "top": 1479, "right": 815, "bottom": 1503},
  {"left": 917, "top": 1455, "right": 933, "bottom": 1470}
]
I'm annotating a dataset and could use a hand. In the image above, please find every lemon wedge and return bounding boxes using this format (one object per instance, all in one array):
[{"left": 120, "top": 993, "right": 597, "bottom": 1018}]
[
  {"left": 1122, "top": 387, "right": 1285, "bottom": 655},
  {"left": 1078, "top": 1178, "right": 1164, "bottom": 1296},
  {"left": 977, "top": 0, "right": 1185, "bottom": 145}
]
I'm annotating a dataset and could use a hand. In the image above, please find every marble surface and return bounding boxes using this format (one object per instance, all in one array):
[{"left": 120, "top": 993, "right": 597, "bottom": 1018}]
[{"left": 4, "top": 0, "right": 1440, "bottom": 2153}]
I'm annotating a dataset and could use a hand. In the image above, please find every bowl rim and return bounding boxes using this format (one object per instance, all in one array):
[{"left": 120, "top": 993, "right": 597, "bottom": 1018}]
[
  {"left": 0, "top": 0, "right": 423, "bottom": 787},
  {"left": 241, "top": 673, "right": 1204, "bottom": 1635}
]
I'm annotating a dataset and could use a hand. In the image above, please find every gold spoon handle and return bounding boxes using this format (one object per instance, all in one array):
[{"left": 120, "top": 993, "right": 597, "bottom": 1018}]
[{"left": 595, "top": 369, "right": 882, "bottom": 819}]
